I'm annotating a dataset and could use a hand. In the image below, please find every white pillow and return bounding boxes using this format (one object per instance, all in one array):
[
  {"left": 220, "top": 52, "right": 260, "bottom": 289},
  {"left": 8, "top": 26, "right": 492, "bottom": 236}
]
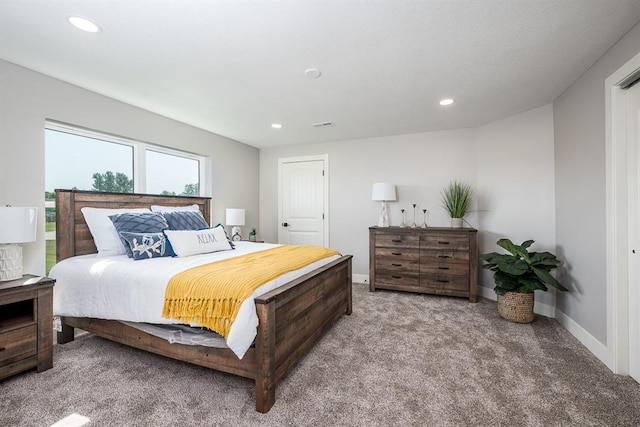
[
  {"left": 81, "top": 207, "right": 151, "bottom": 257},
  {"left": 150, "top": 204, "right": 199, "bottom": 212},
  {"left": 164, "top": 226, "right": 232, "bottom": 257}
]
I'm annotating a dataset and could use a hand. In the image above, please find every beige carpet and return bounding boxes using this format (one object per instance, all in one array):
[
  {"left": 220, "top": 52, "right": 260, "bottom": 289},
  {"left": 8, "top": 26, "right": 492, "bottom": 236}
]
[{"left": 2, "top": 283, "right": 639, "bottom": 426}]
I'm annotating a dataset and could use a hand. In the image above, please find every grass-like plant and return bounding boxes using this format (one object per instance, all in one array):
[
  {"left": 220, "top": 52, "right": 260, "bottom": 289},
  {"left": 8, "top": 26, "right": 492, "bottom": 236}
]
[{"left": 441, "top": 180, "right": 474, "bottom": 218}]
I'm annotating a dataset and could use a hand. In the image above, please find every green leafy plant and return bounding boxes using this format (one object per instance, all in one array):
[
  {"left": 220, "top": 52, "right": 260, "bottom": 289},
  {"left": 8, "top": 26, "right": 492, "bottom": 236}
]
[
  {"left": 440, "top": 180, "right": 474, "bottom": 218},
  {"left": 480, "top": 238, "right": 568, "bottom": 295}
]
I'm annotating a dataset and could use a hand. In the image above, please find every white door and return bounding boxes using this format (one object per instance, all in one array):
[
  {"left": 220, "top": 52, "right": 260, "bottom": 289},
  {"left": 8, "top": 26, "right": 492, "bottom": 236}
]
[
  {"left": 628, "top": 81, "right": 640, "bottom": 383},
  {"left": 278, "top": 156, "right": 328, "bottom": 246}
]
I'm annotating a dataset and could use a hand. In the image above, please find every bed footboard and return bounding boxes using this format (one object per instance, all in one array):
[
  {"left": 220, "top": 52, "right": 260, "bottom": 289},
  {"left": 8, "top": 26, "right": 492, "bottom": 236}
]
[{"left": 254, "top": 254, "right": 352, "bottom": 412}]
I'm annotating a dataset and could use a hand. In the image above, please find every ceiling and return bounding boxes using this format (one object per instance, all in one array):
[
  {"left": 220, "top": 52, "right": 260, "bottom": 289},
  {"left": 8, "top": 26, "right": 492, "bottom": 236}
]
[{"left": 1, "top": 1, "right": 640, "bottom": 148}]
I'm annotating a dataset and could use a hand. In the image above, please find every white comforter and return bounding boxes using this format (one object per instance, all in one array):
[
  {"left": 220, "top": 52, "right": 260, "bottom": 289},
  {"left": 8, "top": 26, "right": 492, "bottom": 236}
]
[{"left": 50, "top": 242, "right": 339, "bottom": 359}]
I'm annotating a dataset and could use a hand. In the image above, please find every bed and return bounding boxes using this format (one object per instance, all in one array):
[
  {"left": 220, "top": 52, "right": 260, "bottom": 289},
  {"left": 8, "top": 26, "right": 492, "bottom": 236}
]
[{"left": 52, "top": 189, "right": 352, "bottom": 413}]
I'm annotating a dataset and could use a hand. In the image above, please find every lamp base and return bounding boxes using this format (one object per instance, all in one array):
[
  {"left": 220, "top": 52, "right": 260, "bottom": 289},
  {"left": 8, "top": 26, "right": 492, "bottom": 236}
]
[
  {"left": 231, "top": 226, "right": 242, "bottom": 242},
  {"left": 378, "top": 201, "right": 389, "bottom": 227},
  {"left": 0, "top": 244, "right": 23, "bottom": 281}
]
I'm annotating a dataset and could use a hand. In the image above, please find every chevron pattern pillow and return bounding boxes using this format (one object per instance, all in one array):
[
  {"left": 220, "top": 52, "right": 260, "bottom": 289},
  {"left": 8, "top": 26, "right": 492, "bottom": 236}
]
[{"left": 109, "top": 212, "right": 170, "bottom": 258}]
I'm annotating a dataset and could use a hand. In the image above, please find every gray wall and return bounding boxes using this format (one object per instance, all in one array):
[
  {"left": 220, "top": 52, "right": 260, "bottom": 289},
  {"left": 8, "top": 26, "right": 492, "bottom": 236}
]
[
  {"left": 554, "top": 22, "right": 640, "bottom": 345},
  {"left": 0, "top": 59, "right": 259, "bottom": 276},
  {"left": 260, "top": 105, "right": 557, "bottom": 296}
]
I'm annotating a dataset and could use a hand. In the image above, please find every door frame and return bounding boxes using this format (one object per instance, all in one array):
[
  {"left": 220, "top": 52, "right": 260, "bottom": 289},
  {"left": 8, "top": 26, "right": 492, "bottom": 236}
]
[
  {"left": 605, "top": 51, "right": 640, "bottom": 375},
  {"left": 277, "top": 154, "right": 329, "bottom": 246}
]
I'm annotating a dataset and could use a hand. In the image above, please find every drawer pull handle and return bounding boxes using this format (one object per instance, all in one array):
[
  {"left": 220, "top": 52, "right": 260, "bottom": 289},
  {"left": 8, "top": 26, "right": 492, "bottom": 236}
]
[
  {"left": 391, "top": 239, "right": 402, "bottom": 243},
  {"left": 438, "top": 267, "right": 450, "bottom": 270},
  {"left": 391, "top": 263, "right": 402, "bottom": 266},
  {"left": 437, "top": 278, "right": 450, "bottom": 283},
  {"left": 391, "top": 252, "right": 402, "bottom": 256},
  {"left": 392, "top": 275, "right": 402, "bottom": 279},
  {"left": 438, "top": 241, "right": 450, "bottom": 245},
  {"left": 438, "top": 255, "right": 450, "bottom": 259},
  {"left": 0, "top": 346, "right": 5, "bottom": 352}
]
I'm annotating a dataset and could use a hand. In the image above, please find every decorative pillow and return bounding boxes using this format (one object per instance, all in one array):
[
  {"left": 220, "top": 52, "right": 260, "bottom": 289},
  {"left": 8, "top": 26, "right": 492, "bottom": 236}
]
[
  {"left": 119, "top": 231, "right": 171, "bottom": 260},
  {"left": 163, "top": 210, "right": 209, "bottom": 230},
  {"left": 109, "top": 212, "right": 170, "bottom": 258},
  {"left": 163, "top": 225, "right": 232, "bottom": 257},
  {"left": 81, "top": 207, "right": 151, "bottom": 257},
  {"left": 150, "top": 204, "right": 200, "bottom": 212},
  {"left": 212, "top": 222, "right": 235, "bottom": 248}
]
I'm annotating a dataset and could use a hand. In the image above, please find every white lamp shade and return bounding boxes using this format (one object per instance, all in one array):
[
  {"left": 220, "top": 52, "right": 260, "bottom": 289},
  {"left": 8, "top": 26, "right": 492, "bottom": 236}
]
[
  {"left": 225, "top": 208, "right": 245, "bottom": 226},
  {"left": 0, "top": 206, "right": 37, "bottom": 243},
  {"left": 371, "top": 183, "right": 397, "bottom": 201}
]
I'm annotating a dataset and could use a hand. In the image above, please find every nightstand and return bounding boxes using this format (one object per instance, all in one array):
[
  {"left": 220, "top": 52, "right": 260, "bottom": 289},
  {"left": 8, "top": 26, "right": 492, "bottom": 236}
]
[{"left": 0, "top": 275, "right": 55, "bottom": 380}]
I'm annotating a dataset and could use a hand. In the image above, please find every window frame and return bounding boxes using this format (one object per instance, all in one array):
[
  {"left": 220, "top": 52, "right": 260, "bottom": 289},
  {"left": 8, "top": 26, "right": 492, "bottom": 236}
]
[{"left": 45, "top": 120, "right": 206, "bottom": 196}]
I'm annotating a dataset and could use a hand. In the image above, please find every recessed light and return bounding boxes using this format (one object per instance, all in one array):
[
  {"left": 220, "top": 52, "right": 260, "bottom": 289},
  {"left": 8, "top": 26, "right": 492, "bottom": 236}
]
[
  {"left": 67, "top": 16, "right": 102, "bottom": 33},
  {"left": 439, "top": 98, "right": 454, "bottom": 106},
  {"left": 271, "top": 123, "right": 282, "bottom": 129}
]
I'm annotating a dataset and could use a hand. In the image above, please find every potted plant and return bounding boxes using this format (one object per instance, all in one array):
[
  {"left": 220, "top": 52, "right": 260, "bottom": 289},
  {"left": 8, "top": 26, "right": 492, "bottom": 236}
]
[
  {"left": 480, "top": 238, "right": 568, "bottom": 323},
  {"left": 248, "top": 228, "right": 257, "bottom": 242},
  {"left": 440, "top": 180, "right": 474, "bottom": 228}
]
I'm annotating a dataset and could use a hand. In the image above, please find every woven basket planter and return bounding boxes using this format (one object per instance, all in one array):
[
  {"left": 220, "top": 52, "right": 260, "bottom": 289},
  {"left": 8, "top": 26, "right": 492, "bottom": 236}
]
[{"left": 497, "top": 292, "right": 534, "bottom": 323}]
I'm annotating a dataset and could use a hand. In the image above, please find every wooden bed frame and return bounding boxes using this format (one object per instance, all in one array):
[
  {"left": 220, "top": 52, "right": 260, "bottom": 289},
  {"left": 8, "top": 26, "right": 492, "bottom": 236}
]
[{"left": 54, "top": 189, "right": 352, "bottom": 413}]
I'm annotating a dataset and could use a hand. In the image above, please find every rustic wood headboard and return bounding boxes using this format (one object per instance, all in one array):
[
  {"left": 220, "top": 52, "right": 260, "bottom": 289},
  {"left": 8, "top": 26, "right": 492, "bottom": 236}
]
[{"left": 55, "top": 189, "right": 212, "bottom": 262}]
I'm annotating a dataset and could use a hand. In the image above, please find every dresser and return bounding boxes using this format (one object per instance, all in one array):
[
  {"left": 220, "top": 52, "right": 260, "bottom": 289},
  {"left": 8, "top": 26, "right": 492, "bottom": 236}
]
[
  {"left": 0, "top": 275, "right": 55, "bottom": 380},
  {"left": 369, "top": 226, "right": 478, "bottom": 302}
]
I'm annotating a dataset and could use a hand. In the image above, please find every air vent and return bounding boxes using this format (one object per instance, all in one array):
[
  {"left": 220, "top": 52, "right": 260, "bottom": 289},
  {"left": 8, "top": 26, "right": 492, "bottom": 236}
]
[{"left": 312, "top": 121, "right": 335, "bottom": 128}]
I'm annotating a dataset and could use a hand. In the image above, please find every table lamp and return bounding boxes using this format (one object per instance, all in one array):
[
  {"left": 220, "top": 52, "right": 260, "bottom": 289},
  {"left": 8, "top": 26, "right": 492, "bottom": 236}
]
[
  {"left": 225, "top": 208, "right": 245, "bottom": 241},
  {"left": 0, "top": 206, "right": 38, "bottom": 281},
  {"left": 371, "top": 183, "right": 396, "bottom": 227}
]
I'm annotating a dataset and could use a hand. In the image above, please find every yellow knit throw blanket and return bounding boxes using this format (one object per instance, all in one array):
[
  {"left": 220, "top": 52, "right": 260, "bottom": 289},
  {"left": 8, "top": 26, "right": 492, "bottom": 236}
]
[{"left": 162, "top": 245, "right": 339, "bottom": 338}]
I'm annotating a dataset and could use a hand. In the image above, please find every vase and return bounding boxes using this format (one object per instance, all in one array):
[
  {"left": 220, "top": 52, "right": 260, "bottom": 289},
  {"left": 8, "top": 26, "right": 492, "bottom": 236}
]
[
  {"left": 421, "top": 209, "right": 428, "bottom": 228},
  {"left": 497, "top": 292, "right": 535, "bottom": 323},
  {"left": 400, "top": 209, "right": 406, "bottom": 228},
  {"left": 410, "top": 204, "right": 417, "bottom": 228},
  {"left": 451, "top": 217, "right": 463, "bottom": 228}
]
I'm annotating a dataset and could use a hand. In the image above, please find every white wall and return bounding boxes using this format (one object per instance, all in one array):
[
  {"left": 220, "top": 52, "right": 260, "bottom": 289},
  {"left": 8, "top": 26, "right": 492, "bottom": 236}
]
[
  {"left": 0, "top": 59, "right": 259, "bottom": 276},
  {"left": 260, "top": 107, "right": 557, "bottom": 285},
  {"left": 554, "top": 22, "right": 640, "bottom": 345},
  {"left": 476, "top": 104, "right": 557, "bottom": 312}
]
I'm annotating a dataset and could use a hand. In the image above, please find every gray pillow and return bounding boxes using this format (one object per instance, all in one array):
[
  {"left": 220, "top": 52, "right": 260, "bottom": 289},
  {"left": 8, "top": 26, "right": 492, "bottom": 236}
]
[{"left": 162, "top": 210, "right": 209, "bottom": 230}]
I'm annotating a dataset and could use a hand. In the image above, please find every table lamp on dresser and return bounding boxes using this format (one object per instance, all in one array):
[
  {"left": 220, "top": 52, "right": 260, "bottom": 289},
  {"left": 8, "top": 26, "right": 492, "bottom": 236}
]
[
  {"left": 371, "top": 182, "right": 396, "bottom": 227},
  {"left": 0, "top": 206, "right": 37, "bottom": 281}
]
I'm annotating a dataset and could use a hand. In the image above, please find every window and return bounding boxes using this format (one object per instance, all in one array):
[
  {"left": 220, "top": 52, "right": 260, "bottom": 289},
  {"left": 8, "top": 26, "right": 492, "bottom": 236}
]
[{"left": 44, "top": 121, "right": 206, "bottom": 272}]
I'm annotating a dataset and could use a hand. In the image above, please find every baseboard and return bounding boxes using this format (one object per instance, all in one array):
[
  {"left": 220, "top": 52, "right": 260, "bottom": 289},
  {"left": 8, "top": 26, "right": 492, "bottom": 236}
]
[
  {"left": 478, "top": 286, "right": 555, "bottom": 318},
  {"left": 353, "top": 273, "right": 368, "bottom": 285},
  {"left": 555, "top": 308, "right": 610, "bottom": 369}
]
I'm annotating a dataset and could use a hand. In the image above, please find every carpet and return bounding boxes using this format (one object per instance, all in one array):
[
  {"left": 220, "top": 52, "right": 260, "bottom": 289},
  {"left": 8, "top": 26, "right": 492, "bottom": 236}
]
[{"left": 2, "top": 283, "right": 639, "bottom": 426}]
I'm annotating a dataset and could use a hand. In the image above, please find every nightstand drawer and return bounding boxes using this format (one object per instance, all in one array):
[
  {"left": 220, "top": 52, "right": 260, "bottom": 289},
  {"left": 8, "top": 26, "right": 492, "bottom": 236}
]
[{"left": 0, "top": 325, "right": 37, "bottom": 366}]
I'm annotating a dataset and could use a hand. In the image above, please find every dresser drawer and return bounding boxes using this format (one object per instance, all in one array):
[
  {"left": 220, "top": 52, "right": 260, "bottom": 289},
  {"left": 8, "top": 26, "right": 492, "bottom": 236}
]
[
  {"left": 375, "top": 271, "right": 420, "bottom": 287},
  {"left": 374, "top": 233, "right": 419, "bottom": 248},
  {"left": 421, "top": 234, "right": 469, "bottom": 250},
  {"left": 421, "top": 250, "right": 469, "bottom": 264},
  {"left": 0, "top": 324, "right": 37, "bottom": 366},
  {"left": 420, "top": 262, "right": 468, "bottom": 276},
  {"left": 420, "top": 274, "right": 469, "bottom": 293},
  {"left": 375, "top": 247, "right": 420, "bottom": 271}
]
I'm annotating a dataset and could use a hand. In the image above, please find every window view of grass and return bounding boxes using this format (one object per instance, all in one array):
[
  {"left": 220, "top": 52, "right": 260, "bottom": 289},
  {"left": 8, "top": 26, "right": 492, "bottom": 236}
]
[{"left": 45, "top": 205, "right": 56, "bottom": 275}]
